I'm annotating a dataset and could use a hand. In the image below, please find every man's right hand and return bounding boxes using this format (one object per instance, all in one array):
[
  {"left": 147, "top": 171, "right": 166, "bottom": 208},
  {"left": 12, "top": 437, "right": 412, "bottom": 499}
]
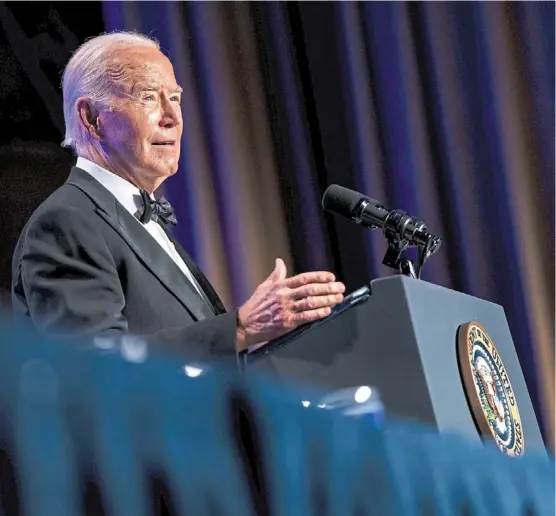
[{"left": 235, "top": 258, "right": 345, "bottom": 352}]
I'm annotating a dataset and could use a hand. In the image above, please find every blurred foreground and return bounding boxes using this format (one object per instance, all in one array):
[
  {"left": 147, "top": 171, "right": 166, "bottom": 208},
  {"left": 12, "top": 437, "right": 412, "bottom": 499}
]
[{"left": 0, "top": 324, "right": 553, "bottom": 515}]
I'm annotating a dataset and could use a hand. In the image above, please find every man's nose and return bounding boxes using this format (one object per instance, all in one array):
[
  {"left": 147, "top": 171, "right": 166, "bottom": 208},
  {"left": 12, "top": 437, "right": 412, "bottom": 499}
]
[{"left": 159, "top": 99, "right": 181, "bottom": 128}]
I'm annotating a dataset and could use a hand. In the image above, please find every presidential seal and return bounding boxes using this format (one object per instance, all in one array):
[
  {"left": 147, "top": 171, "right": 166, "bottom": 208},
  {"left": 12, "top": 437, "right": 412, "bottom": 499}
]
[{"left": 457, "top": 322, "right": 524, "bottom": 456}]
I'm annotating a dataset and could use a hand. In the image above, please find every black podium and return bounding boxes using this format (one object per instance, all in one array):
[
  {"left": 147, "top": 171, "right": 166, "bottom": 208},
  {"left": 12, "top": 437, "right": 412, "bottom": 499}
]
[{"left": 245, "top": 276, "right": 545, "bottom": 454}]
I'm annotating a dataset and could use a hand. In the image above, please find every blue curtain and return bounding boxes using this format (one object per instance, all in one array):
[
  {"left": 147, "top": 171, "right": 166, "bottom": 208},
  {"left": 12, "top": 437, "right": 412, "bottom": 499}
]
[{"left": 102, "top": 1, "right": 554, "bottom": 442}]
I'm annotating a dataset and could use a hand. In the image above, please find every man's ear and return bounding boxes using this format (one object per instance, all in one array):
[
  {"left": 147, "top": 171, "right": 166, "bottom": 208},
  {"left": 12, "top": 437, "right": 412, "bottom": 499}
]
[{"left": 76, "top": 97, "right": 103, "bottom": 140}]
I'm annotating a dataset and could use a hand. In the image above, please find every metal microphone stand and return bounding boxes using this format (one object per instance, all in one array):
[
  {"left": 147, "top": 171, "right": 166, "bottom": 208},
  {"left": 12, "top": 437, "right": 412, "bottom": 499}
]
[{"left": 380, "top": 209, "right": 442, "bottom": 279}]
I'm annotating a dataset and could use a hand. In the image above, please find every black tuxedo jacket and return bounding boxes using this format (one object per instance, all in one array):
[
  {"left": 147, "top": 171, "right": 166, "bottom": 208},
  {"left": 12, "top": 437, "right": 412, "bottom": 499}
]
[{"left": 11, "top": 167, "right": 238, "bottom": 360}]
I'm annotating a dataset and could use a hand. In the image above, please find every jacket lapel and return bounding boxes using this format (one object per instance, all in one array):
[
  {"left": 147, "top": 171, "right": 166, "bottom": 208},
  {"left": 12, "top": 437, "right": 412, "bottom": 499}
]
[
  {"left": 65, "top": 167, "right": 214, "bottom": 321},
  {"left": 159, "top": 224, "right": 227, "bottom": 315}
]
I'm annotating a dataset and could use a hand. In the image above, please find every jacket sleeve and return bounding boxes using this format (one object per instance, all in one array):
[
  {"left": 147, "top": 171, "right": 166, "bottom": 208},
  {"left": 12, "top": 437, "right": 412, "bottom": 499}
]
[{"left": 12, "top": 206, "right": 238, "bottom": 361}]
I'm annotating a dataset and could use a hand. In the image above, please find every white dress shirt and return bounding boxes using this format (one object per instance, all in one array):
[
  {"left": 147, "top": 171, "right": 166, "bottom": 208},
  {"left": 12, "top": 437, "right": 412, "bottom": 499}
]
[{"left": 76, "top": 157, "right": 203, "bottom": 295}]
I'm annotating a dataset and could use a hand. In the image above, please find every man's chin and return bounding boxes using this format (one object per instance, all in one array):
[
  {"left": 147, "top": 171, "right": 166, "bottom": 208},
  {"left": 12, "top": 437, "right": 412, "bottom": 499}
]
[{"left": 152, "top": 160, "right": 180, "bottom": 178}]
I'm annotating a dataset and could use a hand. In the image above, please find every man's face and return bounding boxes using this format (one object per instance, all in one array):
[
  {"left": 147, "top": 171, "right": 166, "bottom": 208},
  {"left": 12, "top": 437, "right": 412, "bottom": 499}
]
[{"left": 97, "top": 46, "right": 183, "bottom": 189}]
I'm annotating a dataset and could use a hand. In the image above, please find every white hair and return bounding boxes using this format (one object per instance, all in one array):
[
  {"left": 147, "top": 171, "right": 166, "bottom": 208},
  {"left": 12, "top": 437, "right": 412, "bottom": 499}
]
[{"left": 61, "top": 31, "right": 160, "bottom": 153}]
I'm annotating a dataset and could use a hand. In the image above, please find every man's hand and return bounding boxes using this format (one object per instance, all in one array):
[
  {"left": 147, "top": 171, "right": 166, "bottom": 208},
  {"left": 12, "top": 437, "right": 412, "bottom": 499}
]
[{"left": 235, "top": 258, "right": 345, "bottom": 351}]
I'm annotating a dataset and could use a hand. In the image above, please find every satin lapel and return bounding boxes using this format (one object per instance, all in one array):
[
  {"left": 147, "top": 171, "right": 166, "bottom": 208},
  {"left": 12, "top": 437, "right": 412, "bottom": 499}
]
[
  {"left": 159, "top": 224, "right": 227, "bottom": 315},
  {"left": 110, "top": 204, "right": 215, "bottom": 321},
  {"left": 66, "top": 168, "right": 214, "bottom": 321}
]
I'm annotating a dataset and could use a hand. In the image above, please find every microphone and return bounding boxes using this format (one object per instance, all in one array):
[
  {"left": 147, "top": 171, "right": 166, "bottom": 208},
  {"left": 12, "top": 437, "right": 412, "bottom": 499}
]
[{"left": 322, "top": 184, "right": 441, "bottom": 250}]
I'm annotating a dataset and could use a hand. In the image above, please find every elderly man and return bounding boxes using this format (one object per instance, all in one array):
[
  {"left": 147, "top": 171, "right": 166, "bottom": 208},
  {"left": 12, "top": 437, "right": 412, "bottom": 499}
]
[{"left": 11, "top": 31, "right": 345, "bottom": 358}]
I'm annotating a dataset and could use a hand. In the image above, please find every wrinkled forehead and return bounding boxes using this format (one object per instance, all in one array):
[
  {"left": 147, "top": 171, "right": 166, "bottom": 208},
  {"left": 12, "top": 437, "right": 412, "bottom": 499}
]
[{"left": 107, "top": 47, "right": 180, "bottom": 93}]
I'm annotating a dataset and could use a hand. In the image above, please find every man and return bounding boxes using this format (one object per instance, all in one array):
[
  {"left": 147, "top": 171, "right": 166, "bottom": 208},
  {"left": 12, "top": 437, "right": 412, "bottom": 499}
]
[{"left": 11, "top": 31, "right": 345, "bottom": 359}]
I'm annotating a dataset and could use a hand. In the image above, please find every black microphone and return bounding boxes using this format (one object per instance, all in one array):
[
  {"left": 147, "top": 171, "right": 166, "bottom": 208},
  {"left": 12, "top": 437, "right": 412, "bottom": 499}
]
[{"left": 321, "top": 184, "right": 440, "bottom": 249}]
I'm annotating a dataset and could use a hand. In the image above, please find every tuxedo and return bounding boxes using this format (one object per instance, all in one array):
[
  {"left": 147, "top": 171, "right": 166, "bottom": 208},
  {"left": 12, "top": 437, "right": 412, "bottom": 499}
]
[{"left": 11, "top": 166, "right": 238, "bottom": 360}]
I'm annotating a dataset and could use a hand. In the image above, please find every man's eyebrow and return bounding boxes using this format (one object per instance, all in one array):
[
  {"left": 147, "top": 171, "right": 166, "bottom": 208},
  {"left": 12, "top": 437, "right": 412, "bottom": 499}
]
[
  {"left": 130, "top": 83, "right": 183, "bottom": 94},
  {"left": 130, "top": 82, "right": 155, "bottom": 93}
]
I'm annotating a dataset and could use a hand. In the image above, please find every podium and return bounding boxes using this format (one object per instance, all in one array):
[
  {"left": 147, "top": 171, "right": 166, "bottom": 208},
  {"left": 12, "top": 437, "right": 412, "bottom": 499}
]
[{"left": 245, "top": 276, "right": 545, "bottom": 454}]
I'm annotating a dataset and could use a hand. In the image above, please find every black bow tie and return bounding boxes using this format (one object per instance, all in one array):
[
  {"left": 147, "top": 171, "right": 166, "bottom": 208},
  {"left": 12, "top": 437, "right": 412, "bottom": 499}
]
[{"left": 135, "top": 189, "right": 178, "bottom": 226}]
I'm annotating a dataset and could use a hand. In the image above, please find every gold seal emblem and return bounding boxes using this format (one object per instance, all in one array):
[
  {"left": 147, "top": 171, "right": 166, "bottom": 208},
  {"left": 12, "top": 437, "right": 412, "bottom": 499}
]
[{"left": 457, "top": 322, "right": 524, "bottom": 456}]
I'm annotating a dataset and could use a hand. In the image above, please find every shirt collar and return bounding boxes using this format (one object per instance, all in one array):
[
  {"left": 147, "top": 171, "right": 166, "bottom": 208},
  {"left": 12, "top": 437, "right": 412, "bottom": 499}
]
[{"left": 75, "top": 157, "right": 151, "bottom": 217}]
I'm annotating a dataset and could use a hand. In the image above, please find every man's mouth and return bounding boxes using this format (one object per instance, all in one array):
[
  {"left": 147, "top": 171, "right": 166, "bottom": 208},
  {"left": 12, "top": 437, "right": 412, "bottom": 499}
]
[{"left": 152, "top": 141, "right": 176, "bottom": 146}]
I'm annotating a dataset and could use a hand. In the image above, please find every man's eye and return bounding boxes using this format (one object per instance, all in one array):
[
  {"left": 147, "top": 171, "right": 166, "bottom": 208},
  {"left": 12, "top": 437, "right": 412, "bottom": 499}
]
[
  {"left": 171, "top": 96, "right": 181, "bottom": 104},
  {"left": 144, "top": 95, "right": 156, "bottom": 102}
]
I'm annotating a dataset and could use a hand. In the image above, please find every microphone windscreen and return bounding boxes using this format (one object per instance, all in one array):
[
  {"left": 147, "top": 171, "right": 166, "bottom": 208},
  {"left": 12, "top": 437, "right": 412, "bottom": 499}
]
[{"left": 322, "top": 184, "right": 365, "bottom": 218}]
